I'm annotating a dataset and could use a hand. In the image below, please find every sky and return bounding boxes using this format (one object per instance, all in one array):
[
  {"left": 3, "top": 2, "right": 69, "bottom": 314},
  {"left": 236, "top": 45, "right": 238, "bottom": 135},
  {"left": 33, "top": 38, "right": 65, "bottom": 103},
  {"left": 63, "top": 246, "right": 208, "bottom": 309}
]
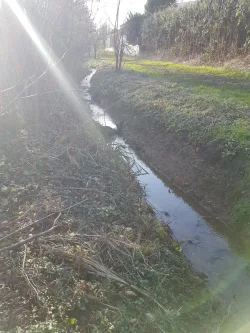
[
  {"left": 89, "top": 0, "right": 147, "bottom": 27},
  {"left": 89, "top": 0, "right": 195, "bottom": 27}
]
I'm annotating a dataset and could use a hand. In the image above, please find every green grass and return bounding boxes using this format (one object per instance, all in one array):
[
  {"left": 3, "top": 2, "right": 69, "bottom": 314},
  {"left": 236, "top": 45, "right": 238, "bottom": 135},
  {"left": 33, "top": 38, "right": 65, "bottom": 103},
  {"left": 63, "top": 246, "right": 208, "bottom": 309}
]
[
  {"left": 99, "top": 56, "right": 250, "bottom": 106},
  {"left": 92, "top": 65, "right": 250, "bottom": 157},
  {"left": 98, "top": 55, "right": 250, "bottom": 80},
  {"left": 124, "top": 58, "right": 250, "bottom": 80},
  {"left": 194, "top": 84, "right": 250, "bottom": 106},
  {"left": 95, "top": 56, "right": 250, "bottom": 157}
]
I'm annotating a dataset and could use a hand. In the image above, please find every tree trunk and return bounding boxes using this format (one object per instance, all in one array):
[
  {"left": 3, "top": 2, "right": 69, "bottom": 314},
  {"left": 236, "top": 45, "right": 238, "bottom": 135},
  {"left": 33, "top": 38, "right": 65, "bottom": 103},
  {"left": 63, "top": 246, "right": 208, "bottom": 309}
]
[
  {"left": 115, "top": 52, "right": 119, "bottom": 71},
  {"left": 94, "top": 44, "right": 97, "bottom": 59},
  {"left": 118, "top": 36, "right": 124, "bottom": 71}
]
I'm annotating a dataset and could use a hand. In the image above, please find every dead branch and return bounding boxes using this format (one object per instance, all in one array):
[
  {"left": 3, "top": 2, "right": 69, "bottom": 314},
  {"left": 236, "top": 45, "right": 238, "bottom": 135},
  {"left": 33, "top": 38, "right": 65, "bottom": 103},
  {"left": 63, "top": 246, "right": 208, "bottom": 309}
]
[
  {"left": 0, "top": 213, "right": 61, "bottom": 253},
  {"left": 42, "top": 245, "right": 128, "bottom": 285},
  {"left": 0, "top": 50, "right": 68, "bottom": 115},
  {"left": 20, "top": 88, "right": 82, "bottom": 99},
  {"left": 0, "top": 199, "right": 88, "bottom": 244},
  {"left": 21, "top": 244, "right": 40, "bottom": 300}
]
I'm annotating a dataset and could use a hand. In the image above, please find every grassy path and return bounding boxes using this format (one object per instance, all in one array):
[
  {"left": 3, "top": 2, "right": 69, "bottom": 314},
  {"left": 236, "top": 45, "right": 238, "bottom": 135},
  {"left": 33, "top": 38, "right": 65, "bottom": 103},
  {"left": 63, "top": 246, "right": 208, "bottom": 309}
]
[{"left": 123, "top": 58, "right": 250, "bottom": 106}]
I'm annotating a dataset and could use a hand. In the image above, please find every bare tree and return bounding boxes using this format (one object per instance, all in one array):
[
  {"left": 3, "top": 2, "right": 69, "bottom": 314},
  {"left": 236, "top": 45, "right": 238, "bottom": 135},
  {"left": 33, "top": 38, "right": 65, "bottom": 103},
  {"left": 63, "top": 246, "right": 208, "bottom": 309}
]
[
  {"left": 92, "top": 23, "right": 110, "bottom": 59},
  {"left": 0, "top": 0, "right": 95, "bottom": 119},
  {"left": 113, "top": 0, "right": 125, "bottom": 71}
]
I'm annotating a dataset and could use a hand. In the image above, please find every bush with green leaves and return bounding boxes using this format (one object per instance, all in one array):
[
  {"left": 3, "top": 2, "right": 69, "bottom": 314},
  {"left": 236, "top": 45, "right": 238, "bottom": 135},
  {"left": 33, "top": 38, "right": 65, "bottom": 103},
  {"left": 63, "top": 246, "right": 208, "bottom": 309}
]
[{"left": 123, "top": 13, "right": 145, "bottom": 47}]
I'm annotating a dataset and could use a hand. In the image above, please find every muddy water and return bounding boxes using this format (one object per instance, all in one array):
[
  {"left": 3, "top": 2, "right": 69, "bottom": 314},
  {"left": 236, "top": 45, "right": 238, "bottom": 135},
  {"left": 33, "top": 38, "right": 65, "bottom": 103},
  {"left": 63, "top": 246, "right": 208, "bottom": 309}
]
[{"left": 81, "top": 70, "right": 250, "bottom": 320}]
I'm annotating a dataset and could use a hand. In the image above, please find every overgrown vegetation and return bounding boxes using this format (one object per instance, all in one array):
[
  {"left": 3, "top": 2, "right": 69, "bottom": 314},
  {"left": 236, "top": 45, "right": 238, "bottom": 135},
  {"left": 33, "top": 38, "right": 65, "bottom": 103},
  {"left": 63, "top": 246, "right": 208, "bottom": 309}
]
[{"left": 141, "top": 0, "right": 250, "bottom": 61}]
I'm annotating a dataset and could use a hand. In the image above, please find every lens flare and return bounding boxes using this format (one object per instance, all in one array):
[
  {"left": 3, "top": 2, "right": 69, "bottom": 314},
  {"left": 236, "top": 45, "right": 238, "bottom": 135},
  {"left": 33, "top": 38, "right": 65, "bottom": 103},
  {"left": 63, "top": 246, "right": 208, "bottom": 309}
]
[
  {"left": 236, "top": 321, "right": 250, "bottom": 333},
  {"left": 4, "top": 0, "right": 100, "bottom": 138}
]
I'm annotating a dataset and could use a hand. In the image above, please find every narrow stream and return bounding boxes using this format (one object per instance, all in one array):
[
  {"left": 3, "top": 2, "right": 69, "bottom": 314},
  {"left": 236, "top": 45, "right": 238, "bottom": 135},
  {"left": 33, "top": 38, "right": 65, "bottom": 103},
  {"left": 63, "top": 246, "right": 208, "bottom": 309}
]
[{"left": 81, "top": 70, "right": 250, "bottom": 317}]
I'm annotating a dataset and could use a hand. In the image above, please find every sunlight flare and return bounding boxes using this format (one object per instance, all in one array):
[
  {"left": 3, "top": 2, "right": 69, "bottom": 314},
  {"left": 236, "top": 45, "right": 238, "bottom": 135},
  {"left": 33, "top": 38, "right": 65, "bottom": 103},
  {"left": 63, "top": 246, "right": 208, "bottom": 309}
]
[{"left": 3, "top": 0, "right": 94, "bottom": 128}]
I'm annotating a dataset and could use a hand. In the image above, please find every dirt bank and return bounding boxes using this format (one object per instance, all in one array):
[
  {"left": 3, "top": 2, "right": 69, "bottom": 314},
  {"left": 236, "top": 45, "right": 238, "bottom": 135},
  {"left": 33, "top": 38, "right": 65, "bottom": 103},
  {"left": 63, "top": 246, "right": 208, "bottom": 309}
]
[
  {"left": 115, "top": 121, "right": 235, "bottom": 222},
  {"left": 90, "top": 68, "right": 249, "bottom": 225}
]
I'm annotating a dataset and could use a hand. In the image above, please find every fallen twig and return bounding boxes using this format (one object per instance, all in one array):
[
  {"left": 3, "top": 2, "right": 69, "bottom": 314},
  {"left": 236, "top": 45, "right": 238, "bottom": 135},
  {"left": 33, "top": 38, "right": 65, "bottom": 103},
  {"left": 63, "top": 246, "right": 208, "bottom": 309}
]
[
  {"left": 42, "top": 244, "right": 173, "bottom": 316},
  {"left": 0, "top": 199, "right": 88, "bottom": 244},
  {"left": 0, "top": 213, "right": 61, "bottom": 253},
  {"left": 52, "top": 187, "right": 108, "bottom": 194},
  {"left": 21, "top": 244, "right": 40, "bottom": 300}
]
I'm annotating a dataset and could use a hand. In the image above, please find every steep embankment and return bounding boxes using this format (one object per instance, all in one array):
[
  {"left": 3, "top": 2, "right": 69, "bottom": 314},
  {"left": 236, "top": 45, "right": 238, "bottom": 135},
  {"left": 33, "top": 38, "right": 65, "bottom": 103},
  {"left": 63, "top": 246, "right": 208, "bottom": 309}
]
[{"left": 90, "top": 59, "right": 250, "bottom": 227}]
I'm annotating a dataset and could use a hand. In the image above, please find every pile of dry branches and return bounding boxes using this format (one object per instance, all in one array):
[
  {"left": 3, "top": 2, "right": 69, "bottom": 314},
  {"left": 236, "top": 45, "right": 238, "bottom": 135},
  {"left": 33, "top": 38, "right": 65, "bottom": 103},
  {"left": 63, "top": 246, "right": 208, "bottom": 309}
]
[{"left": 0, "top": 91, "right": 162, "bottom": 330}]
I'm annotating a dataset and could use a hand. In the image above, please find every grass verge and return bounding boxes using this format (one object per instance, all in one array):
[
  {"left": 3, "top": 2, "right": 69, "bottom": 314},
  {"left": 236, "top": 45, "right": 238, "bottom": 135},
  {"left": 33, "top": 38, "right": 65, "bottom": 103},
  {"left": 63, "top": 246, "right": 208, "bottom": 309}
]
[
  {"left": 124, "top": 59, "right": 250, "bottom": 80},
  {"left": 92, "top": 52, "right": 250, "bottom": 81}
]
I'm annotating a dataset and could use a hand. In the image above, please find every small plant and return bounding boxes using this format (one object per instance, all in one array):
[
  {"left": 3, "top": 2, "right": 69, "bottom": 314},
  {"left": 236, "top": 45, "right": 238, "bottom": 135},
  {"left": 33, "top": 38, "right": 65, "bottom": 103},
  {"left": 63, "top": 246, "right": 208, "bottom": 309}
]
[
  {"left": 234, "top": 200, "right": 250, "bottom": 227},
  {"left": 156, "top": 221, "right": 167, "bottom": 240}
]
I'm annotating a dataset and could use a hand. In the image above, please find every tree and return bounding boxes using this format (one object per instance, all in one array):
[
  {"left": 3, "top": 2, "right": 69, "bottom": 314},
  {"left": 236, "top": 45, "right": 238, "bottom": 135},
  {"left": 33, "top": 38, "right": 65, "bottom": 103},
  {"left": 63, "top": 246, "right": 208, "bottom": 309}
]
[
  {"left": 98, "top": 23, "right": 110, "bottom": 49},
  {"left": 0, "top": 0, "right": 95, "bottom": 123},
  {"left": 113, "top": 0, "right": 125, "bottom": 71},
  {"left": 123, "top": 12, "right": 144, "bottom": 47},
  {"left": 145, "top": 0, "right": 176, "bottom": 13},
  {"left": 93, "top": 23, "right": 110, "bottom": 59}
]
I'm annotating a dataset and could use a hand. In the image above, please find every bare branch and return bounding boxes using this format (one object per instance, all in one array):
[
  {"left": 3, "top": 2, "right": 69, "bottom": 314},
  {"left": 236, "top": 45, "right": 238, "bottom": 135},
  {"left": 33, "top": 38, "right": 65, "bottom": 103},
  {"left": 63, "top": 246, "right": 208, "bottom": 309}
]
[
  {"left": 0, "top": 50, "right": 68, "bottom": 115},
  {"left": 0, "top": 199, "right": 88, "bottom": 244},
  {"left": 0, "top": 213, "right": 62, "bottom": 253}
]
